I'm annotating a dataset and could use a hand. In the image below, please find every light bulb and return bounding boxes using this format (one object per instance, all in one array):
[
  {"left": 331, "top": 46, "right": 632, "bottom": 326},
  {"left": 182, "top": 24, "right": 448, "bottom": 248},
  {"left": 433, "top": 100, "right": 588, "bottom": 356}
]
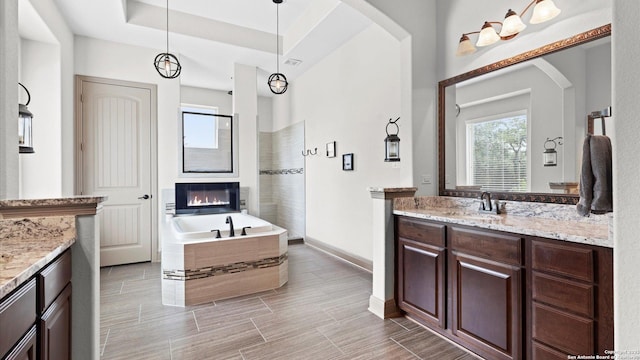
[{"left": 164, "top": 57, "right": 171, "bottom": 74}]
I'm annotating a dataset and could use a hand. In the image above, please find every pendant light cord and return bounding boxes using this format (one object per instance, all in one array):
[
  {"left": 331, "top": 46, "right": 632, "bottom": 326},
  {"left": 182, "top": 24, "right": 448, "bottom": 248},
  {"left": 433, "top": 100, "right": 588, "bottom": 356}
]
[
  {"left": 166, "top": 0, "right": 169, "bottom": 53},
  {"left": 276, "top": 2, "right": 280, "bottom": 73}
]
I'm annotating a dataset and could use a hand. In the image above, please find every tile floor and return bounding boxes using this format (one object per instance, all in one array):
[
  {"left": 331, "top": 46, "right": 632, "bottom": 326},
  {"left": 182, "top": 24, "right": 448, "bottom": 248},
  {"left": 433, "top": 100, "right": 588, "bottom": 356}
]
[{"left": 100, "top": 243, "right": 479, "bottom": 360}]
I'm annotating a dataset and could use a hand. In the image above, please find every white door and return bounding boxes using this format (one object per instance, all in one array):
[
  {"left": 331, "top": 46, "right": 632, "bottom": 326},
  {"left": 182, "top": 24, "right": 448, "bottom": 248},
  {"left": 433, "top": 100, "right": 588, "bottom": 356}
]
[{"left": 78, "top": 77, "right": 155, "bottom": 266}]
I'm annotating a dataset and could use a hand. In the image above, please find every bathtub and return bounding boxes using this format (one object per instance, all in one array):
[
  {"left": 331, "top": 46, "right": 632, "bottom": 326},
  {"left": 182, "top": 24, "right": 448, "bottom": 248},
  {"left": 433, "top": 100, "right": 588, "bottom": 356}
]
[
  {"left": 162, "top": 213, "right": 288, "bottom": 306},
  {"left": 172, "top": 212, "right": 273, "bottom": 240}
]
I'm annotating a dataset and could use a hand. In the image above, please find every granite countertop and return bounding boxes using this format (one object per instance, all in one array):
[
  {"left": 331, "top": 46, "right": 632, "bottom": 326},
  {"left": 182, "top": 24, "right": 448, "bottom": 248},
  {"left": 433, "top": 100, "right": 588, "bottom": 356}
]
[
  {"left": 0, "top": 216, "right": 76, "bottom": 298},
  {"left": 394, "top": 196, "right": 612, "bottom": 248},
  {"left": 0, "top": 195, "right": 106, "bottom": 210}
]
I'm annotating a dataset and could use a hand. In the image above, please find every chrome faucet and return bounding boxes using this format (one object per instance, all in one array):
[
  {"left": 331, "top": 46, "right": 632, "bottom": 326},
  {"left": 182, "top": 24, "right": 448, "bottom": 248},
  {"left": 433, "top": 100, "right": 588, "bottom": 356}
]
[
  {"left": 480, "top": 192, "right": 492, "bottom": 212},
  {"left": 225, "top": 215, "right": 235, "bottom": 237}
]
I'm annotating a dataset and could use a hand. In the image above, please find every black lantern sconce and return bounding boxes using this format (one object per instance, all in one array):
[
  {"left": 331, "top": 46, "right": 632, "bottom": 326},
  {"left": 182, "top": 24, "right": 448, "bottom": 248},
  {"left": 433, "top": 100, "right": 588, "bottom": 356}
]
[
  {"left": 384, "top": 117, "right": 401, "bottom": 162},
  {"left": 18, "top": 83, "right": 35, "bottom": 154},
  {"left": 543, "top": 136, "right": 563, "bottom": 166}
]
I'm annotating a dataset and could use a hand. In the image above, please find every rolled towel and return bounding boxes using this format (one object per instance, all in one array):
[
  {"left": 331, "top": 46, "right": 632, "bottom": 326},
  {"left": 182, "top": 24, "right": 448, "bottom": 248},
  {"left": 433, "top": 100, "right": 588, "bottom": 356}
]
[{"left": 577, "top": 135, "right": 613, "bottom": 216}]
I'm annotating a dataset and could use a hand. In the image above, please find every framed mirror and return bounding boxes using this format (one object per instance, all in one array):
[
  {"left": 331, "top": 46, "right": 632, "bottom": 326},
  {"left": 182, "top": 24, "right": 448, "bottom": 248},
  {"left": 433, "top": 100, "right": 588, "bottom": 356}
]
[
  {"left": 438, "top": 24, "right": 611, "bottom": 204},
  {"left": 179, "top": 105, "right": 239, "bottom": 177}
]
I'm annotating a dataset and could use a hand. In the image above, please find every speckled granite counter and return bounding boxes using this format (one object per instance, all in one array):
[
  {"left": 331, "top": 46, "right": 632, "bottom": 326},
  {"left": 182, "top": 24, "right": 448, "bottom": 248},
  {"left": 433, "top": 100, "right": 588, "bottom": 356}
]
[
  {"left": 394, "top": 196, "right": 612, "bottom": 248},
  {"left": 0, "top": 195, "right": 105, "bottom": 359},
  {"left": 0, "top": 196, "right": 106, "bottom": 219},
  {"left": 0, "top": 216, "right": 76, "bottom": 298}
]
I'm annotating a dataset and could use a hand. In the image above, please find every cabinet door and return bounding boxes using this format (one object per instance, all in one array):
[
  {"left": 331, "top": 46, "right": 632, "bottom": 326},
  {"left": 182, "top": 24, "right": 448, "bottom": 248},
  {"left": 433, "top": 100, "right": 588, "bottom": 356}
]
[
  {"left": 5, "top": 326, "right": 37, "bottom": 360},
  {"left": 40, "top": 284, "right": 72, "bottom": 360},
  {"left": 398, "top": 239, "right": 445, "bottom": 328},
  {"left": 451, "top": 253, "right": 521, "bottom": 360}
]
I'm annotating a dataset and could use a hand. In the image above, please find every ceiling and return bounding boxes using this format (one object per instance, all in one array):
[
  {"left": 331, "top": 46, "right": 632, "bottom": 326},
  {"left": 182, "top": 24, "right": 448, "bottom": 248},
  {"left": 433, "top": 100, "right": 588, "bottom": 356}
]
[{"left": 43, "top": 0, "right": 373, "bottom": 95}]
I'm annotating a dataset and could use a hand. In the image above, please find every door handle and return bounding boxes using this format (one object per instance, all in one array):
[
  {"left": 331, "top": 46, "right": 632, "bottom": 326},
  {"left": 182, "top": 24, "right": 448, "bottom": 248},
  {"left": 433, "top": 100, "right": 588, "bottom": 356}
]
[{"left": 138, "top": 194, "right": 150, "bottom": 200}]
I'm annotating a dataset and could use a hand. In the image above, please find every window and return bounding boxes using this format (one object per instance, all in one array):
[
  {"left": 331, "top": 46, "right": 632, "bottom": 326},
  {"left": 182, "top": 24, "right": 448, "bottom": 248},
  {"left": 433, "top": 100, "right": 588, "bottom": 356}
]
[
  {"left": 466, "top": 112, "right": 528, "bottom": 192},
  {"left": 180, "top": 105, "right": 236, "bottom": 175}
]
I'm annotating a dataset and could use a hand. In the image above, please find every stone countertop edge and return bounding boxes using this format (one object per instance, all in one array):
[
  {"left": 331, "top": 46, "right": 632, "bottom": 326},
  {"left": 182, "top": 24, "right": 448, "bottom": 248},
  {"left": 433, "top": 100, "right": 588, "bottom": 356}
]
[
  {"left": 393, "top": 209, "right": 612, "bottom": 248},
  {"left": 0, "top": 195, "right": 107, "bottom": 208},
  {"left": 1, "top": 216, "right": 77, "bottom": 298}
]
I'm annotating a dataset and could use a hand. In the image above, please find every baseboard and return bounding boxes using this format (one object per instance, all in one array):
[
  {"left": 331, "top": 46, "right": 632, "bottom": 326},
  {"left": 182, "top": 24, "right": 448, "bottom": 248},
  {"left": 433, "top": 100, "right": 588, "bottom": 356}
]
[
  {"left": 287, "top": 237, "right": 304, "bottom": 245},
  {"left": 369, "top": 295, "right": 403, "bottom": 319},
  {"left": 304, "top": 237, "right": 373, "bottom": 272}
]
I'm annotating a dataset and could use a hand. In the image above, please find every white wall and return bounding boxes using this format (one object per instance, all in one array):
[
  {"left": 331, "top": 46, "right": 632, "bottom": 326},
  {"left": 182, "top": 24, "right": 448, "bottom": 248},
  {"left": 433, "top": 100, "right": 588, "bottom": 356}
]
[
  {"left": 364, "top": 0, "right": 437, "bottom": 196},
  {"left": 27, "top": 0, "right": 75, "bottom": 196},
  {"left": 612, "top": 0, "right": 640, "bottom": 349},
  {"left": 75, "top": 36, "right": 181, "bottom": 197},
  {"left": 0, "top": 0, "right": 20, "bottom": 199},
  {"left": 293, "top": 23, "right": 410, "bottom": 260},
  {"left": 180, "top": 85, "right": 232, "bottom": 115},
  {"left": 19, "top": 39, "right": 62, "bottom": 198}
]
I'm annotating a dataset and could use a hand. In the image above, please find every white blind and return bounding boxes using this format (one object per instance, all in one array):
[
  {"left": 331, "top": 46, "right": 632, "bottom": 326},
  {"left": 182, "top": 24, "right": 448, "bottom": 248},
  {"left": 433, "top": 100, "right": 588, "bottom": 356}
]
[{"left": 467, "top": 114, "right": 528, "bottom": 192}]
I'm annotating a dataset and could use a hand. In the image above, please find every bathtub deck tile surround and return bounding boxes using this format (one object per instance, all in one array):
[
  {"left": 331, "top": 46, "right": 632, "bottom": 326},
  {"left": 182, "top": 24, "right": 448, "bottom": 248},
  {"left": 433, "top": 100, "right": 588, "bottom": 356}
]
[{"left": 101, "top": 244, "right": 478, "bottom": 359}]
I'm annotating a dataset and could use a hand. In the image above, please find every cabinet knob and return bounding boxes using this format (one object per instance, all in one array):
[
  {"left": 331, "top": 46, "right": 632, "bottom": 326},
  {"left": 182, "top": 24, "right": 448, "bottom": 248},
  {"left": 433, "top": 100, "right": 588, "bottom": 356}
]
[{"left": 138, "top": 194, "right": 150, "bottom": 200}]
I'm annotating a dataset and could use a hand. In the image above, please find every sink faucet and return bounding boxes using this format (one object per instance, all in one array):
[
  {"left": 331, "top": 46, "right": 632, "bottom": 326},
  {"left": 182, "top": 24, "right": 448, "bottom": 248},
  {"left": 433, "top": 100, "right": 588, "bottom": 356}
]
[
  {"left": 225, "top": 215, "right": 235, "bottom": 237},
  {"left": 480, "top": 192, "right": 492, "bottom": 212}
]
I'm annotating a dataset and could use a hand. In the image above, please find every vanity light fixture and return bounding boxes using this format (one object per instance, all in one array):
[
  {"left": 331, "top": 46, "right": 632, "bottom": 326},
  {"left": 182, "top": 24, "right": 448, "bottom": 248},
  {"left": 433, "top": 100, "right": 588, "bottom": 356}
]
[
  {"left": 384, "top": 117, "right": 401, "bottom": 162},
  {"left": 153, "top": 0, "right": 181, "bottom": 79},
  {"left": 543, "top": 136, "right": 563, "bottom": 167},
  {"left": 18, "top": 83, "right": 34, "bottom": 154},
  {"left": 456, "top": 0, "right": 561, "bottom": 56},
  {"left": 268, "top": 0, "right": 288, "bottom": 95}
]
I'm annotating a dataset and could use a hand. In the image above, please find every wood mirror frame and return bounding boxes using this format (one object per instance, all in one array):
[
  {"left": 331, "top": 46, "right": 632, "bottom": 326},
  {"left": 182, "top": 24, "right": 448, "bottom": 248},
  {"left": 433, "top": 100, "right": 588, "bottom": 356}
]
[{"left": 438, "top": 24, "right": 611, "bottom": 204}]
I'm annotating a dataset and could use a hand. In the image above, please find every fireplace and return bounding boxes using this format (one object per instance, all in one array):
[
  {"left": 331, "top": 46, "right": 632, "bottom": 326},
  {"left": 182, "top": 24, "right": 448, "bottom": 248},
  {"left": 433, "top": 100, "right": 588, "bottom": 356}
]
[{"left": 175, "top": 182, "right": 240, "bottom": 215}]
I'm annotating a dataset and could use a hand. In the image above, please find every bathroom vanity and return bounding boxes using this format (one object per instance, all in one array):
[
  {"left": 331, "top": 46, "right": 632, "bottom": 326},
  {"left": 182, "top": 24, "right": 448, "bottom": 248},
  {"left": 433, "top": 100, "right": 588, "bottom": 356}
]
[
  {"left": 0, "top": 197, "right": 104, "bottom": 360},
  {"left": 393, "top": 198, "right": 613, "bottom": 360}
]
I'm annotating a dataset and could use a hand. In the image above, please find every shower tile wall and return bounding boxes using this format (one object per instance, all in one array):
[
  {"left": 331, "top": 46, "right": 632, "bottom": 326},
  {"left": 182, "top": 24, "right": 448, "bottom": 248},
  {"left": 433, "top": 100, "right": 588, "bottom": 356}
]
[{"left": 259, "top": 122, "right": 305, "bottom": 239}]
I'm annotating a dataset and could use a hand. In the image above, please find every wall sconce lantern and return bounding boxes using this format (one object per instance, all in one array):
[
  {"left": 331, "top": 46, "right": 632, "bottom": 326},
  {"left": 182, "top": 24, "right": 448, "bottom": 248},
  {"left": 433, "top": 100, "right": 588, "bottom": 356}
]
[
  {"left": 543, "top": 136, "right": 563, "bottom": 167},
  {"left": 384, "top": 117, "right": 401, "bottom": 162},
  {"left": 18, "top": 83, "right": 35, "bottom": 154}
]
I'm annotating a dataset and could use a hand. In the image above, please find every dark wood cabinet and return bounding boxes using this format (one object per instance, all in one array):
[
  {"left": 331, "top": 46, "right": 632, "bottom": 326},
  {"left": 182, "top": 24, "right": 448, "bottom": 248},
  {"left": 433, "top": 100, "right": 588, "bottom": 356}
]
[
  {"left": 1, "top": 250, "right": 71, "bottom": 360},
  {"left": 39, "top": 284, "right": 71, "bottom": 360},
  {"left": 37, "top": 250, "right": 72, "bottom": 360},
  {"left": 527, "top": 238, "right": 613, "bottom": 358},
  {"left": 5, "top": 326, "right": 37, "bottom": 360},
  {"left": 395, "top": 215, "right": 613, "bottom": 360},
  {"left": 450, "top": 227, "right": 523, "bottom": 360},
  {"left": 0, "top": 279, "right": 37, "bottom": 360},
  {"left": 397, "top": 217, "right": 446, "bottom": 328}
]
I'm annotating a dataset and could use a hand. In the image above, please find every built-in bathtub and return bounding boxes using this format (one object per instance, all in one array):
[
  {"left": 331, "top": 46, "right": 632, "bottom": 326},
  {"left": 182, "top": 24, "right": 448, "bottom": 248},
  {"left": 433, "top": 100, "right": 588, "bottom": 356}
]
[
  {"left": 172, "top": 212, "right": 273, "bottom": 240},
  {"left": 162, "top": 212, "right": 288, "bottom": 306}
]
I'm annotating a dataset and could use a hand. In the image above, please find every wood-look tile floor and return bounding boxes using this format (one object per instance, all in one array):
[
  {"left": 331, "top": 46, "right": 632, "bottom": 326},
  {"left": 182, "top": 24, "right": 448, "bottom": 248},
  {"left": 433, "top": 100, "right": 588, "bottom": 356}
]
[{"left": 100, "top": 244, "right": 480, "bottom": 360}]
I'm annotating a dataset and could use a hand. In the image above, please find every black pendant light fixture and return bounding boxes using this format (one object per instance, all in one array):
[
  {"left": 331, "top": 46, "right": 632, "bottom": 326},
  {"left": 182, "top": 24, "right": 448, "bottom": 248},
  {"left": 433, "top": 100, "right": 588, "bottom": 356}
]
[
  {"left": 154, "top": 0, "right": 181, "bottom": 79},
  {"left": 18, "top": 83, "right": 35, "bottom": 154},
  {"left": 268, "top": 0, "right": 288, "bottom": 94}
]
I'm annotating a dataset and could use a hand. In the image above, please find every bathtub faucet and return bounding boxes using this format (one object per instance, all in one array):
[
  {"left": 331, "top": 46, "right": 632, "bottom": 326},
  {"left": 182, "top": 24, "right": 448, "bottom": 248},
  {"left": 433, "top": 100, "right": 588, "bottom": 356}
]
[{"left": 225, "top": 216, "right": 235, "bottom": 237}]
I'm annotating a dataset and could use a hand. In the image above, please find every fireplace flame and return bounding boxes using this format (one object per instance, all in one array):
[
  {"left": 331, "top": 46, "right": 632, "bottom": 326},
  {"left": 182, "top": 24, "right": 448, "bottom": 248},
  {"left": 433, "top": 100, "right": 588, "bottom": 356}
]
[{"left": 188, "top": 193, "right": 230, "bottom": 207}]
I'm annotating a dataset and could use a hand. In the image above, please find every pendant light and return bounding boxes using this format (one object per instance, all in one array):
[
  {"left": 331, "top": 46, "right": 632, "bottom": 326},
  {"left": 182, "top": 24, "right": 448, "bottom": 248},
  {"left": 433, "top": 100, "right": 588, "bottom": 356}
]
[
  {"left": 154, "top": 0, "right": 181, "bottom": 79},
  {"left": 18, "top": 83, "right": 35, "bottom": 154},
  {"left": 268, "top": 0, "right": 288, "bottom": 95}
]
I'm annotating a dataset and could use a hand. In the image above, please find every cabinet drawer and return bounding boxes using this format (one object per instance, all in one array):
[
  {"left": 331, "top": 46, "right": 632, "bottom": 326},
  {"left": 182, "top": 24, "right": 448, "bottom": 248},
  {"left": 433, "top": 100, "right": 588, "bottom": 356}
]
[
  {"left": 532, "top": 341, "right": 568, "bottom": 360},
  {"left": 0, "top": 279, "right": 37, "bottom": 357},
  {"left": 532, "top": 271, "right": 594, "bottom": 317},
  {"left": 397, "top": 217, "right": 445, "bottom": 247},
  {"left": 531, "top": 240, "right": 593, "bottom": 282},
  {"left": 533, "top": 302, "right": 594, "bottom": 355},
  {"left": 450, "top": 226, "right": 522, "bottom": 265},
  {"left": 38, "top": 250, "right": 72, "bottom": 313}
]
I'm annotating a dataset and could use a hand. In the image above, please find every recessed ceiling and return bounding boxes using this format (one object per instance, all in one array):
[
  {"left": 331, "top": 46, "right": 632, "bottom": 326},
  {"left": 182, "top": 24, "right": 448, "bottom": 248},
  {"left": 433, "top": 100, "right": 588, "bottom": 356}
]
[{"left": 49, "top": 0, "right": 372, "bottom": 95}]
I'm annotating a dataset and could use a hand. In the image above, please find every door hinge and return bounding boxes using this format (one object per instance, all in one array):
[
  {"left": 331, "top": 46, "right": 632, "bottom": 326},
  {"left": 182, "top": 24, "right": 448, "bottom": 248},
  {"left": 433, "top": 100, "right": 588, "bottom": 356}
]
[
  {"left": 80, "top": 143, "right": 83, "bottom": 151},
  {"left": 80, "top": 93, "right": 83, "bottom": 103}
]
